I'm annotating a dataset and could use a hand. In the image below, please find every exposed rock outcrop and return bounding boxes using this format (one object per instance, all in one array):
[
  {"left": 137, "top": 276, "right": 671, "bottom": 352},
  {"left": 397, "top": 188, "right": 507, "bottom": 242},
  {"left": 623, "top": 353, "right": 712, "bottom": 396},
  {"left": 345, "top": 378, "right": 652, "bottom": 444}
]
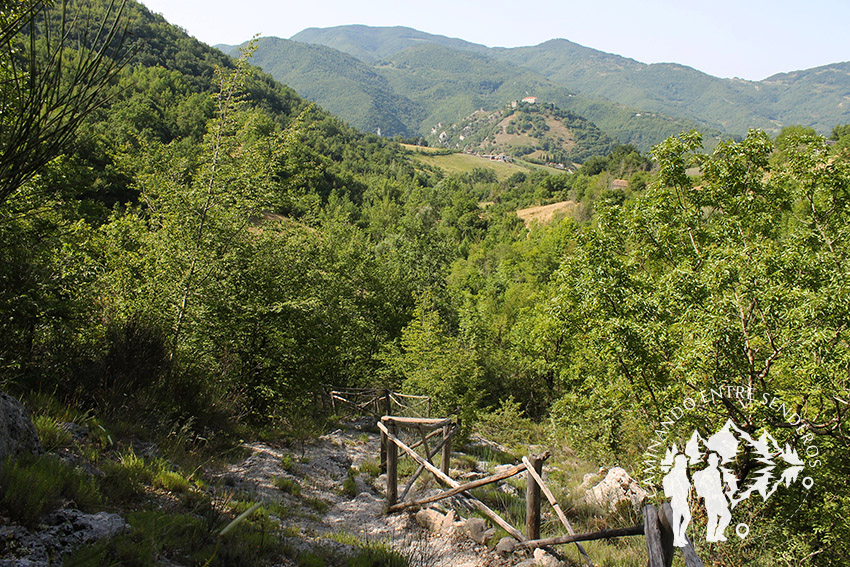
[
  {"left": 583, "top": 466, "right": 647, "bottom": 513},
  {"left": 0, "top": 509, "right": 126, "bottom": 567},
  {"left": 0, "top": 391, "right": 42, "bottom": 462}
]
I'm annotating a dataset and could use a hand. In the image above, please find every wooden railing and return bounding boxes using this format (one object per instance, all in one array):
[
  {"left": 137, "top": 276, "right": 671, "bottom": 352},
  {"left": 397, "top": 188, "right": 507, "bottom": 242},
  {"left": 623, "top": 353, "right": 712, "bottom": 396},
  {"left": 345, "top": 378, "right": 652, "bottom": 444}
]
[
  {"left": 378, "top": 414, "right": 704, "bottom": 567},
  {"left": 328, "top": 388, "right": 432, "bottom": 419}
]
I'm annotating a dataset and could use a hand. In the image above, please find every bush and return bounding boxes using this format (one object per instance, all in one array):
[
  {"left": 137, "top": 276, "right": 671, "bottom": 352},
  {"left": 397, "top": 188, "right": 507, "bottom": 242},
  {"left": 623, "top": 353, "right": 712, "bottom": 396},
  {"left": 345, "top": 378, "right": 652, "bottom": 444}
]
[{"left": 280, "top": 453, "right": 296, "bottom": 472}]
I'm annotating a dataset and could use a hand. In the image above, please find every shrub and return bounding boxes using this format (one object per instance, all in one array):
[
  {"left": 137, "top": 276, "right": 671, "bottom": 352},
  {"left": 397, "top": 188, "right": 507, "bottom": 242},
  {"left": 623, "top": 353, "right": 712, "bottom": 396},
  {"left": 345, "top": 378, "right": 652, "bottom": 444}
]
[{"left": 280, "top": 453, "right": 296, "bottom": 473}]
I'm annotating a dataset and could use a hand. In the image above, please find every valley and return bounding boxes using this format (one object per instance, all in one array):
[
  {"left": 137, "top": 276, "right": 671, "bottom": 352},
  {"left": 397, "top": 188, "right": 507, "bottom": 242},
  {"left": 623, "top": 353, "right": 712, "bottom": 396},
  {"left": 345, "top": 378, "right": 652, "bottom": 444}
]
[{"left": 2, "top": 3, "right": 849, "bottom": 567}]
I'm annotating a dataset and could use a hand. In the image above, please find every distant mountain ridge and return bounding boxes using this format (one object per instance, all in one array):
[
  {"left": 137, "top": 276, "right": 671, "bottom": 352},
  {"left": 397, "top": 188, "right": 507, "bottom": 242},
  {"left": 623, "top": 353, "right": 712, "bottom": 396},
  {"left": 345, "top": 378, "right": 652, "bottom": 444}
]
[
  {"left": 221, "top": 34, "right": 713, "bottom": 153},
  {"left": 291, "top": 25, "right": 491, "bottom": 63},
  {"left": 282, "top": 25, "right": 850, "bottom": 137}
]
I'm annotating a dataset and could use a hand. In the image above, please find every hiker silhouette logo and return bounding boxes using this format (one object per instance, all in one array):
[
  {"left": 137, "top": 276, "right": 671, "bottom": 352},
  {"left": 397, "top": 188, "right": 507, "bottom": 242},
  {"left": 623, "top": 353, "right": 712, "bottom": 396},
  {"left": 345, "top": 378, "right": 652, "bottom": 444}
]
[{"left": 660, "top": 419, "right": 809, "bottom": 546}]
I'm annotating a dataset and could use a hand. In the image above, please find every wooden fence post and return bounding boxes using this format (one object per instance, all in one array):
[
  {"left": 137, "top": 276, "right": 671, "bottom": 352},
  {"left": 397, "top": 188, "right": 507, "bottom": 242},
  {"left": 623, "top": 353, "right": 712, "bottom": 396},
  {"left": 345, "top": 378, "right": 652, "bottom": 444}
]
[
  {"left": 657, "top": 502, "right": 674, "bottom": 567},
  {"left": 525, "top": 452, "right": 545, "bottom": 540},
  {"left": 380, "top": 390, "right": 391, "bottom": 474},
  {"left": 660, "top": 503, "right": 703, "bottom": 567},
  {"left": 441, "top": 424, "right": 452, "bottom": 476},
  {"left": 386, "top": 419, "right": 398, "bottom": 507},
  {"left": 383, "top": 389, "right": 391, "bottom": 416},
  {"left": 380, "top": 428, "right": 388, "bottom": 475},
  {"left": 644, "top": 504, "right": 674, "bottom": 567}
]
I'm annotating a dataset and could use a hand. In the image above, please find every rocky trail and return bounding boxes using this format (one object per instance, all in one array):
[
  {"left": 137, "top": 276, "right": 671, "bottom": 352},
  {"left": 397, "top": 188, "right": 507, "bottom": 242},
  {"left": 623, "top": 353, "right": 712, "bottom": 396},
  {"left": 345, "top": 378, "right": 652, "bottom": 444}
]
[
  {"left": 219, "top": 417, "right": 525, "bottom": 567},
  {"left": 0, "top": 394, "right": 649, "bottom": 567}
]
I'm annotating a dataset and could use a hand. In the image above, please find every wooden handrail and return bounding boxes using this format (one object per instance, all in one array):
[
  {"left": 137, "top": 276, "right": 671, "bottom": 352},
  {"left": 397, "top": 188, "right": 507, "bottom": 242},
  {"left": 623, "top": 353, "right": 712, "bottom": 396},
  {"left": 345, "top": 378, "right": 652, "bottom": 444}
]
[
  {"left": 390, "top": 462, "right": 527, "bottom": 513},
  {"left": 381, "top": 415, "right": 453, "bottom": 429},
  {"left": 511, "top": 525, "right": 645, "bottom": 550},
  {"left": 378, "top": 420, "right": 526, "bottom": 541}
]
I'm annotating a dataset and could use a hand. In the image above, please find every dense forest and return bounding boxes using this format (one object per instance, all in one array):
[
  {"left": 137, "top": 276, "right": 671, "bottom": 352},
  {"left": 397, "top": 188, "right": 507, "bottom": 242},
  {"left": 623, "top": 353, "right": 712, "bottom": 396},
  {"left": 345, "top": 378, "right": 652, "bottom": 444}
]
[{"left": 1, "top": 1, "right": 849, "bottom": 566}]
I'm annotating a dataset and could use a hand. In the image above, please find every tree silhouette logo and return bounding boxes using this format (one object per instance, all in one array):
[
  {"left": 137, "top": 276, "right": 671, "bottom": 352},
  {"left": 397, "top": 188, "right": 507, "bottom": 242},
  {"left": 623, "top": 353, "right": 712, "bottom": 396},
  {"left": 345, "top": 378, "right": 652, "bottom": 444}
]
[{"left": 660, "top": 419, "right": 809, "bottom": 546}]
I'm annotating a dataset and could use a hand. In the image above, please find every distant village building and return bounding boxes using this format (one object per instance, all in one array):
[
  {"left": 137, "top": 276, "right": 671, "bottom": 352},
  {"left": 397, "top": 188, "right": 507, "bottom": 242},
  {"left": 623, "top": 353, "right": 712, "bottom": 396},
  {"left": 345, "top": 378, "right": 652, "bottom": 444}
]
[
  {"left": 611, "top": 179, "right": 629, "bottom": 190},
  {"left": 521, "top": 96, "right": 538, "bottom": 104}
]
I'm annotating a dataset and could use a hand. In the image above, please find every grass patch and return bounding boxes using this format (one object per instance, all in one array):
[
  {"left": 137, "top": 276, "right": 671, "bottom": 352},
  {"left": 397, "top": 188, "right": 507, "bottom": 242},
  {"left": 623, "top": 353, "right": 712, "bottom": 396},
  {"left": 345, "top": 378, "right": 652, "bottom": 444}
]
[
  {"left": 154, "top": 469, "right": 191, "bottom": 493},
  {"left": 325, "top": 533, "right": 408, "bottom": 567},
  {"left": 348, "top": 540, "right": 407, "bottom": 567},
  {"left": 358, "top": 459, "right": 381, "bottom": 478},
  {"left": 0, "top": 455, "right": 101, "bottom": 527},
  {"left": 99, "top": 449, "right": 155, "bottom": 504},
  {"left": 33, "top": 414, "right": 73, "bottom": 451},
  {"left": 306, "top": 497, "right": 330, "bottom": 514},
  {"left": 396, "top": 457, "right": 419, "bottom": 478},
  {"left": 470, "top": 485, "right": 525, "bottom": 530},
  {"left": 100, "top": 448, "right": 196, "bottom": 504},
  {"left": 67, "top": 500, "right": 284, "bottom": 567},
  {"left": 452, "top": 453, "right": 479, "bottom": 471},
  {"left": 274, "top": 476, "right": 301, "bottom": 496},
  {"left": 341, "top": 467, "right": 358, "bottom": 498}
]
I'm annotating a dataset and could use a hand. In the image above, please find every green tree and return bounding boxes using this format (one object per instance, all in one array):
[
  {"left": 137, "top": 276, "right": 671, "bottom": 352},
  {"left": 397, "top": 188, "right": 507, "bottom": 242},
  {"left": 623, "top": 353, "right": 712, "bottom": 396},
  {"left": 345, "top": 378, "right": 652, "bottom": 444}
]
[
  {"left": 383, "top": 295, "right": 484, "bottom": 425},
  {"left": 0, "top": 0, "right": 130, "bottom": 205},
  {"left": 547, "top": 129, "right": 850, "bottom": 563}
]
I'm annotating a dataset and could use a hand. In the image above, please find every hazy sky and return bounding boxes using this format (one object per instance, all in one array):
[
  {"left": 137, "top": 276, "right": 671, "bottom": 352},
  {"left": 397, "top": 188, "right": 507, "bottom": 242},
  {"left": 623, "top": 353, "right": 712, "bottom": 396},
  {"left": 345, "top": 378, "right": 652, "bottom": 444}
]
[{"left": 140, "top": 0, "right": 849, "bottom": 81}]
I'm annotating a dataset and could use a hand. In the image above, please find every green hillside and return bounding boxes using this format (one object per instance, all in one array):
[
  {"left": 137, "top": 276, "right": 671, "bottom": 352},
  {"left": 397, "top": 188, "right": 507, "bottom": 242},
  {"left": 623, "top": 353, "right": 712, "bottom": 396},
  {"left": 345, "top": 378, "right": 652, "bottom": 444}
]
[
  {"left": 431, "top": 101, "right": 615, "bottom": 165},
  {"left": 291, "top": 24, "right": 491, "bottom": 63},
  {"left": 381, "top": 44, "right": 718, "bottom": 151},
  {"left": 292, "top": 25, "right": 850, "bottom": 137},
  {"left": 496, "top": 39, "right": 850, "bottom": 135},
  {"left": 241, "top": 38, "right": 714, "bottom": 152},
  {"left": 220, "top": 37, "right": 424, "bottom": 136}
]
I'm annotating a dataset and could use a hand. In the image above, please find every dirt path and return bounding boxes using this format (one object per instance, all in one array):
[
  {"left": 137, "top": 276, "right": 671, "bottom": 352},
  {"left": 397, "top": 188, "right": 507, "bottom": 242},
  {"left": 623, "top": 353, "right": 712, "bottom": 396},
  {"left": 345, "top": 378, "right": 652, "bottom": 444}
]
[{"left": 220, "top": 418, "right": 520, "bottom": 567}]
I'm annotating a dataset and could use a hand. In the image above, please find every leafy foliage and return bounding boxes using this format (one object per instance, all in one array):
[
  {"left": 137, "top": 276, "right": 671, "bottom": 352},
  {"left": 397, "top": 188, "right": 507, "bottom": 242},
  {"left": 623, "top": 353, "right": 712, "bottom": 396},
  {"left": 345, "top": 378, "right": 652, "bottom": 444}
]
[{"left": 2, "top": 2, "right": 849, "bottom": 564}]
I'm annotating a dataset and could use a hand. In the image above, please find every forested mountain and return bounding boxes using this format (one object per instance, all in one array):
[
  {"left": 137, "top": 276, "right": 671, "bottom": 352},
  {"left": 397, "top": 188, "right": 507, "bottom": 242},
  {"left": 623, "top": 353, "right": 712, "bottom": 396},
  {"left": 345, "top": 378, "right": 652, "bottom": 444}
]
[
  {"left": 497, "top": 40, "right": 850, "bottom": 135},
  {"left": 432, "top": 101, "right": 616, "bottom": 165},
  {"left": 217, "top": 37, "right": 424, "bottom": 137},
  {"left": 291, "top": 24, "right": 491, "bottom": 63},
  {"left": 286, "top": 24, "right": 850, "bottom": 137},
  {"left": 225, "top": 38, "right": 713, "bottom": 153}
]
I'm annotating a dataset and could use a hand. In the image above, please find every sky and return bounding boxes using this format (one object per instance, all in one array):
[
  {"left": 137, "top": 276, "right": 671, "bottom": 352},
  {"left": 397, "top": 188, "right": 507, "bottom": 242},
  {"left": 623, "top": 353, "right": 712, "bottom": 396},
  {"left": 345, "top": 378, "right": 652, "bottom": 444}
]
[{"left": 139, "top": 0, "right": 849, "bottom": 81}]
